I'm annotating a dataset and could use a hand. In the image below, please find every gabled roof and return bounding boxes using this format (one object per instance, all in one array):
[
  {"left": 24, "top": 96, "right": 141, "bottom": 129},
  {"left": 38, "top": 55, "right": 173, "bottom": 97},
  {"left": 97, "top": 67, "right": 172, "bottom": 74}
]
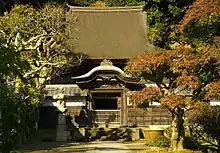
[{"left": 67, "top": 6, "right": 159, "bottom": 59}]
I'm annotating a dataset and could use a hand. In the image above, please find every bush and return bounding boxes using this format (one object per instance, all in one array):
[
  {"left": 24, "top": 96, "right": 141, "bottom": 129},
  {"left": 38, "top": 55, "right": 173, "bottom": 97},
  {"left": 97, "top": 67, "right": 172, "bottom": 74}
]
[
  {"left": 89, "top": 128, "right": 99, "bottom": 140},
  {"left": 188, "top": 105, "right": 220, "bottom": 152},
  {"left": 164, "top": 127, "right": 172, "bottom": 139},
  {"left": 146, "top": 136, "right": 170, "bottom": 147}
]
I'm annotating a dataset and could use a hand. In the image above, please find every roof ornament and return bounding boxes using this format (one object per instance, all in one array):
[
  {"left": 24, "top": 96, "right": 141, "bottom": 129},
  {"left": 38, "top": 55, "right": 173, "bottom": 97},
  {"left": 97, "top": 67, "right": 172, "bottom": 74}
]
[{"left": 100, "top": 59, "right": 113, "bottom": 66}]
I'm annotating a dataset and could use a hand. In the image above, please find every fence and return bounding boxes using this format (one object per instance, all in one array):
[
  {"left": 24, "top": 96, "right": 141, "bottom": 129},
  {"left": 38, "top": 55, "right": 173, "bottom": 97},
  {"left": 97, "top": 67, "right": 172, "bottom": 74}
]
[
  {"left": 94, "top": 110, "right": 120, "bottom": 124},
  {"left": 128, "top": 106, "right": 172, "bottom": 126}
]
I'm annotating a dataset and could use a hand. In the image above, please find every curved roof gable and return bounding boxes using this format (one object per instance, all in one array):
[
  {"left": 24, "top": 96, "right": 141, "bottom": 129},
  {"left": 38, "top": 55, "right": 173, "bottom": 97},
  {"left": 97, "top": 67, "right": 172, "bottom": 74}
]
[{"left": 72, "top": 59, "right": 138, "bottom": 83}]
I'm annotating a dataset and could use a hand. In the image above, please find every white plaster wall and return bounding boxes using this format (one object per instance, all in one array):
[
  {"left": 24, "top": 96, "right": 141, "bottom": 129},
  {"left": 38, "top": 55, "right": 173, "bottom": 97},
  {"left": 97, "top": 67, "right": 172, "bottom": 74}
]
[
  {"left": 42, "top": 96, "right": 86, "bottom": 107},
  {"left": 210, "top": 100, "right": 220, "bottom": 106}
]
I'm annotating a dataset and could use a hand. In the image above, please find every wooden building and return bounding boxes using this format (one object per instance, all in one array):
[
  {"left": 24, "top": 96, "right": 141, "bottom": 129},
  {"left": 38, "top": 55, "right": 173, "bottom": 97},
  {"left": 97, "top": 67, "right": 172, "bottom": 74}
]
[{"left": 39, "top": 6, "right": 171, "bottom": 130}]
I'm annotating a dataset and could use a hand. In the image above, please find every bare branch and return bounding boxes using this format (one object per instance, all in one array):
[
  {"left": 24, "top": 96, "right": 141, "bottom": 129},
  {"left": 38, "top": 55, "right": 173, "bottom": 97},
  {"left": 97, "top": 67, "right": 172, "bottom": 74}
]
[
  {"left": 38, "top": 61, "right": 63, "bottom": 67},
  {"left": 45, "top": 37, "right": 55, "bottom": 47},
  {"left": 23, "top": 64, "right": 45, "bottom": 78},
  {"left": 22, "top": 33, "right": 52, "bottom": 46},
  {"left": 15, "top": 32, "right": 20, "bottom": 47},
  {"left": 161, "top": 82, "right": 168, "bottom": 89},
  {"left": 166, "top": 107, "right": 178, "bottom": 116},
  {"left": 193, "top": 128, "right": 219, "bottom": 148}
]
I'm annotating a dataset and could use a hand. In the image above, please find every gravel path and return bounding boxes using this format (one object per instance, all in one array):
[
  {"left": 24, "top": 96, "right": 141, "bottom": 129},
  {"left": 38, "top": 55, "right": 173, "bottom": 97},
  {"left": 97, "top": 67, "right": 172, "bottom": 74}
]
[
  {"left": 85, "top": 141, "right": 130, "bottom": 153},
  {"left": 17, "top": 140, "right": 154, "bottom": 153}
]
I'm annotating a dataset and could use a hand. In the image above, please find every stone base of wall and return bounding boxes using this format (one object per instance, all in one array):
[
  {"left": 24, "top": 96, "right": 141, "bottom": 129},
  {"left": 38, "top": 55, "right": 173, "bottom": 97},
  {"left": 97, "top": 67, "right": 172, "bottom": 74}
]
[
  {"left": 84, "top": 127, "right": 167, "bottom": 142},
  {"left": 140, "top": 128, "right": 164, "bottom": 141}
]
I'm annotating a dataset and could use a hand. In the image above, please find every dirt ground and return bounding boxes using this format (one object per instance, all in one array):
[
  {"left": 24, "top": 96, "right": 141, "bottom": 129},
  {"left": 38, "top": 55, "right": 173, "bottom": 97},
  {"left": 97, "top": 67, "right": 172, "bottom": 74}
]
[{"left": 15, "top": 140, "right": 162, "bottom": 153}]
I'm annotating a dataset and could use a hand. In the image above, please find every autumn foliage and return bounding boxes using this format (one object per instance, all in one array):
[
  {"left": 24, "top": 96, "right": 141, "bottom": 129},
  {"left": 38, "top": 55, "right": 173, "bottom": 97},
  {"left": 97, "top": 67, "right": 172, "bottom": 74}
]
[
  {"left": 130, "top": 87, "right": 161, "bottom": 107},
  {"left": 178, "top": 0, "right": 220, "bottom": 49},
  {"left": 204, "top": 81, "right": 220, "bottom": 100},
  {"left": 125, "top": 47, "right": 219, "bottom": 107},
  {"left": 125, "top": 47, "right": 219, "bottom": 150},
  {"left": 179, "top": 0, "right": 220, "bottom": 31}
]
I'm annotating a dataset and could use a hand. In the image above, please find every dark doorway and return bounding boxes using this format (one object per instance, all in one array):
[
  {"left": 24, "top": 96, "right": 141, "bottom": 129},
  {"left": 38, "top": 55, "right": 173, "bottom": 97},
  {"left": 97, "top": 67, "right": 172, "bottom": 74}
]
[
  {"left": 38, "top": 106, "right": 58, "bottom": 129},
  {"left": 93, "top": 98, "right": 117, "bottom": 109},
  {"left": 92, "top": 92, "right": 121, "bottom": 110}
]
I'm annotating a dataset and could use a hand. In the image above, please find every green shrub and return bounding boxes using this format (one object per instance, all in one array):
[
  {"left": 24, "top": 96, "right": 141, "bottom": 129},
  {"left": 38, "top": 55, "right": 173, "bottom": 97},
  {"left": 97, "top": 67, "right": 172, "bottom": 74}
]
[
  {"left": 146, "top": 136, "right": 170, "bottom": 147},
  {"left": 163, "top": 127, "right": 172, "bottom": 139},
  {"left": 89, "top": 128, "right": 99, "bottom": 140},
  {"left": 188, "top": 105, "right": 220, "bottom": 152},
  {"left": 89, "top": 128, "right": 99, "bottom": 137}
]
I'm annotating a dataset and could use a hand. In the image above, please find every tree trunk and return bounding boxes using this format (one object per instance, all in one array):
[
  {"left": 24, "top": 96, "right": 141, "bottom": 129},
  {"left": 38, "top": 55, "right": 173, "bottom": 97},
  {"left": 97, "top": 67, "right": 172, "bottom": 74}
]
[{"left": 170, "top": 108, "right": 185, "bottom": 151}]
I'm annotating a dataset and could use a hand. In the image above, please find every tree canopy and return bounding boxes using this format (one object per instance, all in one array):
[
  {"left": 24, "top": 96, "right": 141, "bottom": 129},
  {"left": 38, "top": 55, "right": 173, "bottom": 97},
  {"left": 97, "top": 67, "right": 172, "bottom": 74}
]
[
  {"left": 125, "top": 47, "right": 219, "bottom": 150},
  {"left": 0, "top": 34, "right": 34, "bottom": 151},
  {"left": 0, "top": 4, "right": 83, "bottom": 151},
  {"left": 0, "top": 4, "right": 83, "bottom": 90},
  {"left": 177, "top": 0, "right": 220, "bottom": 49}
]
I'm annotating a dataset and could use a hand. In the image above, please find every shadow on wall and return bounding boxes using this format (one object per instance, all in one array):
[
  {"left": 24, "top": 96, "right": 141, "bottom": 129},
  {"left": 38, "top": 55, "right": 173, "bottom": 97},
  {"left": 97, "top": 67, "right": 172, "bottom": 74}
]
[
  {"left": 66, "top": 106, "right": 99, "bottom": 141},
  {"left": 66, "top": 114, "right": 87, "bottom": 142},
  {"left": 75, "top": 106, "right": 89, "bottom": 127},
  {"left": 74, "top": 106, "right": 98, "bottom": 128}
]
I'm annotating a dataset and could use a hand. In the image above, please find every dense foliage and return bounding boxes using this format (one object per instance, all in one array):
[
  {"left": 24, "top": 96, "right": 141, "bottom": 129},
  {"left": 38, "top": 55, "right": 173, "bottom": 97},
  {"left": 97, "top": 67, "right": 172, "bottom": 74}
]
[
  {"left": 189, "top": 105, "right": 220, "bottom": 152},
  {"left": 144, "top": 0, "right": 192, "bottom": 48},
  {"left": 0, "top": 4, "right": 83, "bottom": 151},
  {"left": 0, "top": 35, "right": 37, "bottom": 151},
  {"left": 177, "top": 0, "right": 220, "bottom": 49},
  {"left": 0, "top": 4, "right": 83, "bottom": 91},
  {"left": 146, "top": 136, "right": 171, "bottom": 147},
  {"left": 125, "top": 48, "right": 220, "bottom": 150}
]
